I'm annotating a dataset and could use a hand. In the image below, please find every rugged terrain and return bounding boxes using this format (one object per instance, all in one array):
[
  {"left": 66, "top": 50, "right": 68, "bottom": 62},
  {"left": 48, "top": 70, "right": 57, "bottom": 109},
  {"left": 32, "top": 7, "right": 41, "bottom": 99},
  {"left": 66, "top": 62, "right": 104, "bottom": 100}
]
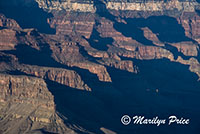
[{"left": 0, "top": 0, "right": 200, "bottom": 134}]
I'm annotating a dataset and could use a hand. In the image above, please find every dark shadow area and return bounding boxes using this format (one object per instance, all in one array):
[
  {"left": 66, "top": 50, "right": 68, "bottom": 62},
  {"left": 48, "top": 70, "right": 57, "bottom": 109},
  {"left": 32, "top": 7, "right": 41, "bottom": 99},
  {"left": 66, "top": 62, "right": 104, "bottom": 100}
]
[
  {"left": 0, "top": 1, "right": 199, "bottom": 133},
  {"left": 197, "top": 10, "right": 200, "bottom": 14},
  {"left": 93, "top": 0, "right": 155, "bottom": 46},
  {"left": 93, "top": 0, "right": 193, "bottom": 46},
  {"left": 2, "top": 40, "right": 200, "bottom": 133},
  {"left": 143, "top": 16, "right": 193, "bottom": 43},
  {"left": 197, "top": 45, "right": 200, "bottom": 63},
  {"left": 0, "top": 0, "right": 55, "bottom": 34},
  {"left": 78, "top": 44, "right": 99, "bottom": 63},
  {"left": 1, "top": 43, "right": 116, "bottom": 133},
  {"left": 115, "top": 15, "right": 193, "bottom": 44},
  {"left": 0, "top": 27, "right": 7, "bottom": 30},
  {"left": 106, "top": 58, "right": 200, "bottom": 134},
  {"left": 2, "top": 43, "right": 101, "bottom": 76},
  {"left": 46, "top": 79, "right": 106, "bottom": 134},
  {"left": 3, "top": 41, "right": 200, "bottom": 133},
  {"left": 3, "top": 44, "right": 68, "bottom": 68},
  {"left": 84, "top": 27, "right": 113, "bottom": 51},
  {"left": 40, "top": 129, "right": 58, "bottom": 134},
  {"left": 114, "top": 18, "right": 156, "bottom": 46},
  {"left": 0, "top": 54, "right": 12, "bottom": 62},
  {"left": 6, "top": 70, "right": 32, "bottom": 76},
  {"left": 163, "top": 43, "right": 193, "bottom": 60},
  {"left": 94, "top": 0, "right": 115, "bottom": 22},
  {"left": 46, "top": 57, "right": 200, "bottom": 134},
  {"left": 30, "top": 129, "right": 58, "bottom": 134}
]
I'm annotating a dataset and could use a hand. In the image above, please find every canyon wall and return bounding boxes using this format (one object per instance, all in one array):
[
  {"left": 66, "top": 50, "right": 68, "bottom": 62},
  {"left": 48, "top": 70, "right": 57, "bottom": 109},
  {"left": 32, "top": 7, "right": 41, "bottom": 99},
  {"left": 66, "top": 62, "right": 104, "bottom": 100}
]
[{"left": 0, "top": 0, "right": 200, "bottom": 134}]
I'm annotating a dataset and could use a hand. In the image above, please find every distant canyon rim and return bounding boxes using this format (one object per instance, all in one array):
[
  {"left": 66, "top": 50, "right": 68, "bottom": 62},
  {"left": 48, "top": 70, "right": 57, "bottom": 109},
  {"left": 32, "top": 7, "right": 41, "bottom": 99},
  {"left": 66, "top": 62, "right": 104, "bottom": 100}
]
[{"left": 0, "top": 0, "right": 200, "bottom": 134}]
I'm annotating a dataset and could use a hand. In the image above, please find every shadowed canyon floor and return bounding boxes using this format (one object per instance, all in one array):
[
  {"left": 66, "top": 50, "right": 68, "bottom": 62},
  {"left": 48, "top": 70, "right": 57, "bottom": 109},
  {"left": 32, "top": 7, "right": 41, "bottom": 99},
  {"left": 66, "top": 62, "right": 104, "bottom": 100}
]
[{"left": 0, "top": 0, "right": 200, "bottom": 134}]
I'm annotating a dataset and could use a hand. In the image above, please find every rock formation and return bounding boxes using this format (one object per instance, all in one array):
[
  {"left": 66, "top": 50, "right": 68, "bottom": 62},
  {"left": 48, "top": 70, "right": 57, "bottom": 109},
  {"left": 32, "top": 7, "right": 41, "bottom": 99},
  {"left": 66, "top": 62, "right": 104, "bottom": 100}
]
[{"left": 0, "top": 0, "right": 200, "bottom": 134}]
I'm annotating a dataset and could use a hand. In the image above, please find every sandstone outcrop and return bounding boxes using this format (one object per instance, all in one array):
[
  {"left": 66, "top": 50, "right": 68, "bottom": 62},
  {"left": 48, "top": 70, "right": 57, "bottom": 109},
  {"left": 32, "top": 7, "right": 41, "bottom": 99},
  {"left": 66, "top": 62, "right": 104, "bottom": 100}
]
[
  {"left": 0, "top": 74, "right": 79, "bottom": 134},
  {"left": 35, "top": 0, "right": 200, "bottom": 13},
  {"left": 106, "top": 0, "right": 199, "bottom": 12},
  {"left": 178, "top": 12, "right": 200, "bottom": 43},
  {"left": 0, "top": 0, "right": 200, "bottom": 134},
  {"left": 0, "top": 29, "right": 18, "bottom": 50},
  {"left": 18, "top": 64, "right": 91, "bottom": 90},
  {"left": 0, "top": 14, "right": 21, "bottom": 30},
  {"left": 36, "top": 0, "right": 96, "bottom": 12}
]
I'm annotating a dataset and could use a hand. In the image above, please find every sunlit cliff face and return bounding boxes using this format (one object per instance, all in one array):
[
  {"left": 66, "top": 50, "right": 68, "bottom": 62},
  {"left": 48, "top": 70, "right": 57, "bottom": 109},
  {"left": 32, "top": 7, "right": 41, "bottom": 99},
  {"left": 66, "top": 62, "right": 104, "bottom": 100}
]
[{"left": 0, "top": 0, "right": 200, "bottom": 134}]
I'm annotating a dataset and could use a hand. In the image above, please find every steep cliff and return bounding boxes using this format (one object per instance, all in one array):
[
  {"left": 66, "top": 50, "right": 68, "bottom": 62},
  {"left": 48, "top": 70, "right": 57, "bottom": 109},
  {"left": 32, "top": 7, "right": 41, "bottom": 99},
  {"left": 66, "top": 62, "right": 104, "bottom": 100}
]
[
  {"left": 35, "top": 0, "right": 200, "bottom": 13},
  {"left": 0, "top": 74, "right": 74, "bottom": 134},
  {"left": 0, "top": 0, "right": 200, "bottom": 134},
  {"left": 18, "top": 64, "right": 91, "bottom": 90}
]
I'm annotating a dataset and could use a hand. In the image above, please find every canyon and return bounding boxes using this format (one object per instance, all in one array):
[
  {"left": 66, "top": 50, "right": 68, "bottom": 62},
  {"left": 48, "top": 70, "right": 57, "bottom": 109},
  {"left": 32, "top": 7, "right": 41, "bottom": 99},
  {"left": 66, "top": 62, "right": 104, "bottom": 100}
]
[{"left": 0, "top": 0, "right": 200, "bottom": 134}]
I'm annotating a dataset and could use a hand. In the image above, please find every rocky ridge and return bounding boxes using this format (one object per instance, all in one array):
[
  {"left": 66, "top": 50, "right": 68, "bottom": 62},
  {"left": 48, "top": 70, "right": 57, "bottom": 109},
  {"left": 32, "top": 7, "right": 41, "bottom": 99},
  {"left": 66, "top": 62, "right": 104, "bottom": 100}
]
[
  {"left": 0, "top": 74, "right": 75, "bottom": 134},
  {"left": 0, "top": 0, "right": 200, "bottom": 134},
  {"left": 36, "top": 0, "right": 200, "bottom": 12}
]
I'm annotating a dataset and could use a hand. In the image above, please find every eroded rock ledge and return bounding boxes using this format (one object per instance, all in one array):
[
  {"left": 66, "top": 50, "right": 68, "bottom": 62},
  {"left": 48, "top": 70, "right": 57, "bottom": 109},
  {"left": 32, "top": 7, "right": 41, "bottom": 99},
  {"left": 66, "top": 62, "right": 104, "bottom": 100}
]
[{"left": 35, "top": 0, "right": 200, "bottom": 13}]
